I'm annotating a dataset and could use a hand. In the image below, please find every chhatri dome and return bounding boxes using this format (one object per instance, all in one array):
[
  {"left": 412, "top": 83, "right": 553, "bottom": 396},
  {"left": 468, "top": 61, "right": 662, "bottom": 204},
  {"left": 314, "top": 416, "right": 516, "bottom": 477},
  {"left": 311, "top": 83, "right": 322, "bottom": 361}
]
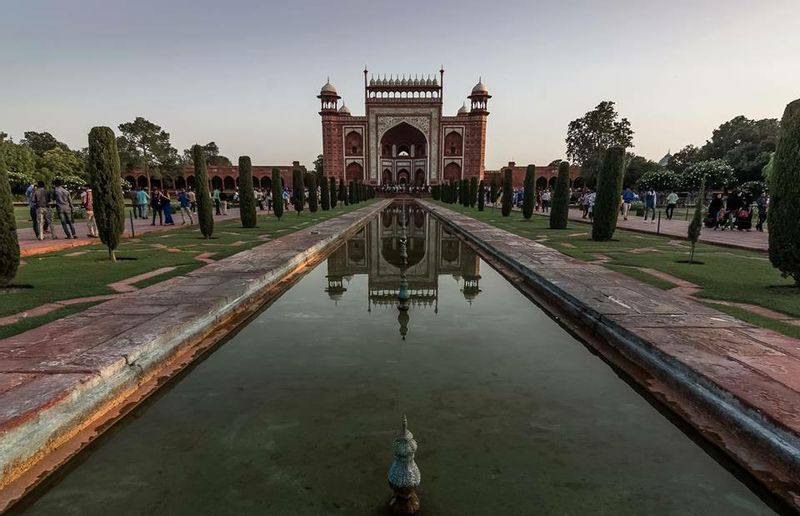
[
  {"left": 457, "top": 102, "right": 470, "bottom": 116},
  {"left": 471, "top": 79, "right": 489, "bottom": 95},
  {"left": 338, "top": 103, "right": 351, "bottom": 115},
  {"left": 320, "top": 80, "right": 338, "bottom": 96}
]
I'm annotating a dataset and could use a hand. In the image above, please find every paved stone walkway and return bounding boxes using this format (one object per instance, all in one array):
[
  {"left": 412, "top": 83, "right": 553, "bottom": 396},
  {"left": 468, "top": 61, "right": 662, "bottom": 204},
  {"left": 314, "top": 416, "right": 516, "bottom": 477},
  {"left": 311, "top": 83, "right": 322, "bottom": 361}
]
[
  {"left": 556, "top": 207, "right": 768, "bottom": 252},
  {"left": 423, "top": 201, "right": 799, "bottom": 508},
  {"left": 0, "top": 201, "right": 389, "bottom": 505},
  {"left": 17, "top": 208, "right": 244, "bottom": 256}
]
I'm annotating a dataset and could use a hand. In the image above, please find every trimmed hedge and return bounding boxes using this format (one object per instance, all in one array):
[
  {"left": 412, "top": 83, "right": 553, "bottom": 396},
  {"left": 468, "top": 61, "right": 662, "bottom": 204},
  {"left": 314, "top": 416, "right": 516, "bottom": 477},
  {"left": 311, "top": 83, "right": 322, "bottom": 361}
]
[
  {"left": 769, "top": 98, "right": 800, "bottom": 284},
  {"left": 272, "top": 168, "right": 283, "bottom": 219},
  {"left": 292, "top": 169, "right": 304, "bottom": 214},
  {"left": 192, "top": 144, "right": 214, "bottom": 237},
  {"left": 522, "top": 164, "right": 535, "bottom": 220},
  {"left": 591, "top": 147, "right": 625, "bottom": 240},
  {"left": 0, "top": 149, "right": 19, "bottom": 286},
  {"left": 501, "top": 170, "right": 512, "bottom": 216},
  {"left": 549, "top": 161, "right": 570, "bottom": 229},
  {"left": 88, "top": 127, "right": 126, "bottom": 259},
  {"left": 477, "top": 180, "right": 485, "bottom": 211},
  {"left": 238, "top": 156, "right": 257, "bottom": 228}
]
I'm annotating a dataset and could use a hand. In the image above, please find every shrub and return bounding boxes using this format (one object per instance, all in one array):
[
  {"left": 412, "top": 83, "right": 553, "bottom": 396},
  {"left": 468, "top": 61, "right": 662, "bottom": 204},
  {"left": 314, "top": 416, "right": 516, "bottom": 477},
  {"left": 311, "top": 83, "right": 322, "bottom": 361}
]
[
  {"left": 522, "top": 164, "right": 535, "bottom": 220},
  {"left": 348, "top": 181, "right": 355, "bottom": 204},
  {"left": 238, "top": 156, "right": 257, "bottom": 228},
  {"left": 477, "top": 180, "right": 485, "bottom": 211},
  {"left": 637, "top": 167, "right": 677, "bottom": 191},
  {"left": 490, "top": 176, "right": 498, "bottom": 205},
  {"left": 680, "top": 159, "right": 736, "bottom": 191},
  {"left": 329, "top": 176, "right": 338, "bottom": 208},
  {"left": 88, "top": 127, "right": 126, "bottom": 260},
  {"left": 292, "top": 168, "right": 304, "bottom": 214},
  {"left": 320, "top": 174, "right": 330, "bottom": 210},
  {"left": 192, "top": 144, "right": 215, "bottom": 237},
  {"left": 339, "top": 178, "right": 347, "bottom": 205},
  {"left": 0, "top": 150, "right": 19, "bottom": 286},
  {"left": 768, "top": 99, "right": 800, "bottom": 284},
  {"left": 308, "top": 172, "right": 318, "bottom": 212},
  {"left": 592, "top": 147, "right": 625, "bottom": 240},
  {"left": 271, "top": 168, "right": 283, "bottom": 219},
  {"left": 549, "top": 161, "right": 570, "bottom": 229},
  {"left": 501, "top": 170, "right": 512, "bottom": 216}
]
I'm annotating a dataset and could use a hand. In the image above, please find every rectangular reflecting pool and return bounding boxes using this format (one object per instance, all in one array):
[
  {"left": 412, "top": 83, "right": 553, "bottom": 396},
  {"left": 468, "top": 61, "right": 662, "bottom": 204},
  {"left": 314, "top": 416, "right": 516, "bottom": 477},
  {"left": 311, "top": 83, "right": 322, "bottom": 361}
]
[{"left": 12, "top": 205, "right": 782, "bottom": 515}]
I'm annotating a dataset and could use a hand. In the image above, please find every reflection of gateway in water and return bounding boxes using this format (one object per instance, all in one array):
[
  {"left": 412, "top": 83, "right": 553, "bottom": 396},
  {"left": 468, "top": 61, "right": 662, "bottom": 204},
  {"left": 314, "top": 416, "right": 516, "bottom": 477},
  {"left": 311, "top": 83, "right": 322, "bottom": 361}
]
[{"left": 325, "top": 206, "right": 481, "bottom": 312}]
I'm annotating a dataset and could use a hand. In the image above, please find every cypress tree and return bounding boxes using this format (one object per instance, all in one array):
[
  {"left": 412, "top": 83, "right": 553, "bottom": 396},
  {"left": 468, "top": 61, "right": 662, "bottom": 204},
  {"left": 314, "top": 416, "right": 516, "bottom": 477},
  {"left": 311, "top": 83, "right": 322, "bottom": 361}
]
[
  {"left": 339, "top": 178, "right": 348, "bottom": 206},
  {"left": 501, "top": 170, "right": 512, "bottom": 217},
  {"left": 271, "top": 168, "right": 284, "bottom": 220},
  {"left": 320, "top": 174, "right": 330, "bottom": 210},
  {"left": 193, "top": 144, "right": 214, "bottom": 238},
  {"left": 591, "top": 147, "right": 625, "bottom": 240},
  {"left": 769, "top": 99, "right": 800, "bottom": 284},
  {"left": 490, "top": 176, "right": 498, "bottom": 206},
  {"left": 688, "top": 177, "right": 705, "bottom": 264},
  {"left": 549, "top": 161, "right": 570, "bottom": 229},
  {"left": 348, "top": 181, "right": 355, "bottom": 204},
  {"left": 292, "top": 168, "right": 304, "bottom": 215},
  {"left": 87, "top": 127, "right": 126, "bottom": 261},
  {"left": 308, "top": 173, "right": 318, "bottom": 212},
  {"left": 461, "top": 179, "right": 468, "bottom": 206},
  {"left": 522, "top": 164, "right": 535, "bottom": 220},
  {"left": 0, "top": 149, "right": 20, "bottom": 287},
  {"left": 469, "top": 177, "right": 478, "bottom": 208},
  {"left": 477, "top": 180, "right": 485, "bottom": 212},
  {"left": 329, "top": 177, "right": 338, "bottom": 208},
  {"left": 238, "top": 156, "right": 257, "bottom": 228}
]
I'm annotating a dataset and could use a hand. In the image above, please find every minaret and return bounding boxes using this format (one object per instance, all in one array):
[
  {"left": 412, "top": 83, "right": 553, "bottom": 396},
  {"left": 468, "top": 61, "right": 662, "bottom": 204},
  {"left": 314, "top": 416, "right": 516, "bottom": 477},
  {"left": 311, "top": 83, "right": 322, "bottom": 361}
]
[{"left": 387, "top": 415, "right": 421, "bottom": 515}]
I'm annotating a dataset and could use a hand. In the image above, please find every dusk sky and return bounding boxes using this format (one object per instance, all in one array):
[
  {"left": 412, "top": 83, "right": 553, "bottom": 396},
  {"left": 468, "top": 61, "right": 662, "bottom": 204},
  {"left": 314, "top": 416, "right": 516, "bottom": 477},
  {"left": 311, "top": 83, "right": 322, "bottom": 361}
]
[{"left": 2, "top": 0, "right": 798, "bottom": 168}]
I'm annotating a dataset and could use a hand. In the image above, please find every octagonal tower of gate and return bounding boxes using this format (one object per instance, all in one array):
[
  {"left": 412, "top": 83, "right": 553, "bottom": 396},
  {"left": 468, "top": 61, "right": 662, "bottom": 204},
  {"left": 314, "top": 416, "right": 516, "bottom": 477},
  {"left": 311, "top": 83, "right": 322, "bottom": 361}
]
[{"left": 318, "top": 68, "right": 490, "bottom": 186}]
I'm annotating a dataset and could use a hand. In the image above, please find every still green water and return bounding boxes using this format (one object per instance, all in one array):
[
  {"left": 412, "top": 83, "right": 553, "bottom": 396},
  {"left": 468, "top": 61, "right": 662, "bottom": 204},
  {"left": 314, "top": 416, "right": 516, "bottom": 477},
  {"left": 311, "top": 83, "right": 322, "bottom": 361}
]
[{"left": 15, "top": 207, "right": 779, "bottom": 515}]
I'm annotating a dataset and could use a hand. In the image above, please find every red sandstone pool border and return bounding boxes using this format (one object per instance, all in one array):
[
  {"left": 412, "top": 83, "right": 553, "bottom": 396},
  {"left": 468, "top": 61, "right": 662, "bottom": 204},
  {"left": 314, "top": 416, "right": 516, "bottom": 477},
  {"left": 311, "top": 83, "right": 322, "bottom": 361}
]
[
  {"left": 0, "top": 200, "right": 390, "bottom": 512},
  {"left": 421, "top": 200, "right": 800, "bottom": 513}
]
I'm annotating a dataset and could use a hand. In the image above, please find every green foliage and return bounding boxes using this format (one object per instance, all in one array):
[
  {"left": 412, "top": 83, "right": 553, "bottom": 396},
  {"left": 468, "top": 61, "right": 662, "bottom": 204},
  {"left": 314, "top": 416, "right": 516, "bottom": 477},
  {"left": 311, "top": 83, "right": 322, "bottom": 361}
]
[
  {"left": 87, "top": 127, "right": 126, "bottom": 261},
  {"left": 292, "top": 169, "right": 305, "bottom": 214},
  {"left": 703, "top": 116, "right": 778, "bottom": 183},
  {"left": 624, "top": 154, "right": 661, "bottom": 188},
  {"left": 522, "top": 165, "right": 534, "bottom": 219},
  {"left": 768, "top": 99, "right": 800, "bottom": 285},
  {"left": 738, "top": 180, "right": 767, "bottom": 199},
  {"left": 39, "top": 147, "right": 86, "bottom": 190},
  {"left": 432, "top": 185, "right": 440, "bottom": 200},
  {"left": 320, "top": 174, "right": 330, "bottom": 210},
  {"left": 192, "top": 145, "right": 214, "bottom": 238},
  {"left": 680, "top": 159, "right": 736, "bottom": 190},
  {"left": 271, "top": 168, "right": 284, "bottom": 220},
  {"left": 469, "top": 177, "right": 478, "bottom": 208},
  {"left": 348, "top": 181, "right": 355, "bottom": 205},
  {"left": 329, "top": 177, "right": 337, "bottom": 208},
  {"left": 592, "top": 147, "right": 625, "bottom": 241},
  {"left": 501, "top": 170, "right": 512, "bottom": 217},
  {"left": 490, "top": 176, "right": 498, "bottom": 204},
  {"left": 238, "top": 156, "right": 257, "bottom": 228},
  {"left": 566, "top": 101, "right": 634, "bottom": 186},
  {"left": 477, "top": 180, "right": 485, "bottom": 211},
  {"left": 636, "top": 167, "right": 678, "bottom": 191},
  {"left": 21, "top": 131, "right": 69, "bottom": 156},
  {"left": 762, "top": 152, "right": 775, "bottom": 182},
  {"left": 0, "top": 139, "right": 36, "bottom": 192},
  {"left": 313, "top": 154, "right": 324, "bottom": 175},
  {"left": 666, "top": 145, "right": 702, "bottom": 175},
  {"left": 117, "top": 117, "right": 176, "bottom": 190},
  {"left": 0, "top": 149, "right": 19, "bottom": 286},
  {"left": 687, "top": 177, "right": 705, "bottom": 263},
  {"left": 461, "top": 178, "right": 469, "bottom": 207},
  {"left": 549, "top": 161, "right": 571, "bottom": 229},
  {"left": 308, "top": 173, "right": 318, "bottom": 213}
]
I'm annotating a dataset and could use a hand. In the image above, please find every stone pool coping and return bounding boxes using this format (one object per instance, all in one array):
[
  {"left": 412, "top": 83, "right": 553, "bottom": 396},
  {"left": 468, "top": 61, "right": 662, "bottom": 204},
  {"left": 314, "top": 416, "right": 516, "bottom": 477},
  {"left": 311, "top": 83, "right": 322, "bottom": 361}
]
[
  {"left": 421, "top": 200, "right": 800, "bottom": 511},
  {"left": 0, "top": 200, "right": 390, "bottom": 509}
]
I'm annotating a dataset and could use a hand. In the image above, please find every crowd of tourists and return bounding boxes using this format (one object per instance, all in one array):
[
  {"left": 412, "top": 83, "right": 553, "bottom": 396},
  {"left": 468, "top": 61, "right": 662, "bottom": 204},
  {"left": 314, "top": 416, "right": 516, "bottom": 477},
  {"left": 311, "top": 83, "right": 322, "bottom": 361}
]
[{"left": 24, "top": 181, "right": 97, "bottom": 240}]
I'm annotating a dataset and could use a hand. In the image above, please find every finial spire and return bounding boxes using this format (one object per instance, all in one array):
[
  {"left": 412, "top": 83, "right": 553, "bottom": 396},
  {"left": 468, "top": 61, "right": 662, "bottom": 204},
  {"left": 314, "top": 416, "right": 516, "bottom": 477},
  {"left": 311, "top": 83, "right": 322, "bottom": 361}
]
[{"left": 402, "top": 414, "right": 408, "bottom": 432}]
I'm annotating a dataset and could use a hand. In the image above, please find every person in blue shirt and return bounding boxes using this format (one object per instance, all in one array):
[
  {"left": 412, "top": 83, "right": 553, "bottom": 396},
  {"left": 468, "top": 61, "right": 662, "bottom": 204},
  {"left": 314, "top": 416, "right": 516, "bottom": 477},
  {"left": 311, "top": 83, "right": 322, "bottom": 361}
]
[
  {"left": 621, "top": 187, "right": 637, "bottom": 220},
  {"left": 177, "top": 189, "right": 194, "bottom": 225}
]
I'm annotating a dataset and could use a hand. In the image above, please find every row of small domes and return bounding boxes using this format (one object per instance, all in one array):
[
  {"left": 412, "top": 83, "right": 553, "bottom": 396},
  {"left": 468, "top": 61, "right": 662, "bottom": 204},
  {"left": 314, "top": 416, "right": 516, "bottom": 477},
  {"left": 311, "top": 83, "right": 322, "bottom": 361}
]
[{"left": 320, "top": 78, "right": 489, "bottom": 96}]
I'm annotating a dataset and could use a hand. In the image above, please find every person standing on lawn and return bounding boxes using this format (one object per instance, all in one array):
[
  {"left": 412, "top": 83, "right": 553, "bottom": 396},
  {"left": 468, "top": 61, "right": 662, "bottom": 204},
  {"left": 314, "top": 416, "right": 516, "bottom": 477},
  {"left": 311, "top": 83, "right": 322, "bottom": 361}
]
[
  {"left": 160, "top": 189, "right": 175, "bottom": 225},
  {"left": 25, "top": 182, "right": 40, "bottom": 238},
  {"left": 665, "top": 190, "right": 678, "bottom": 220},
  {"left": 130, "top": 188, "right": 140, "bottom": 219},
  {"left": 187, "top": 187, "right": 197, "bottom": 213},
  {"left": 150, "top": 188, "right": 163, "bottom": 226},
  {"left": 643, "top": 189, "right": 657, "bottom": 223},
  {"left": 755, "top": 194, "right": 768, "bottom": 232},
  {"left": 212, "top": 187, "right": 222, "bottom": 215},
  {"left": 178, "top": 188, "right": 194, "bottom": 225},
  {"left": 80, "top": 184, "right": 98, "bottom": 238},
  {"left": 32, "top": 181, "right": 55, "bottom": 240},
  {"left": 53, "top": 180, "right": 77, "bottom": 239},
  {"left": 136, "top": 187, "right": 149, "bottom": 219}
]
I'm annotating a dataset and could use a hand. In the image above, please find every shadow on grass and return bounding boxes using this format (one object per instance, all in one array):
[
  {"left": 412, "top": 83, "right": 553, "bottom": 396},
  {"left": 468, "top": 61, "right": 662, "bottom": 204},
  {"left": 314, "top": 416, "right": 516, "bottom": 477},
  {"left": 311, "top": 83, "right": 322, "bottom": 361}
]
[
  {"left": 675, "top": 260, "right": 705, "bottom": 265},
  {"left": 766, "top": 285, "right": 800, "bottom": 295}
]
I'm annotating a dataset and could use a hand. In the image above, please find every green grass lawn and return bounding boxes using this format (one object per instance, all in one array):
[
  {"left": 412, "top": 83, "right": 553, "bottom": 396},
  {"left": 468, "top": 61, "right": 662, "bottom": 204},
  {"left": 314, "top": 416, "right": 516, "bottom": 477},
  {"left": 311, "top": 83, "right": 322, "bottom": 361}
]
[
  {"left": 1, "top": 202, "right": 376, "bottom": 334},
  {"left": 436, "top": 202, "right": 799, "bottom": 331}
]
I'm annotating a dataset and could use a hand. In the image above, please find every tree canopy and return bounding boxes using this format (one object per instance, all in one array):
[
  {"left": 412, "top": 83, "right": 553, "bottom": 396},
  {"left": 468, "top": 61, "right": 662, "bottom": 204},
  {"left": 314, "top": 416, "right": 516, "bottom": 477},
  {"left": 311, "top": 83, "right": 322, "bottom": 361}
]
[{"left": 566, "top": 101, "right": 634, "bottom": 185}]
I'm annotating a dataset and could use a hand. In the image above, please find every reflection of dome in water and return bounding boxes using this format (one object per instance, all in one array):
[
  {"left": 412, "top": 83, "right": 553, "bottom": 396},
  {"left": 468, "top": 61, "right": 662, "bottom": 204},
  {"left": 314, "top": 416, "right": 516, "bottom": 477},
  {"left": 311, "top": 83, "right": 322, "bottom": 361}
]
[
  {"left": 398, "top": 310, "right": 409, "bottom": 340},
  {"left": 382, "top": 237, "right": 425, "bottom": 268}
]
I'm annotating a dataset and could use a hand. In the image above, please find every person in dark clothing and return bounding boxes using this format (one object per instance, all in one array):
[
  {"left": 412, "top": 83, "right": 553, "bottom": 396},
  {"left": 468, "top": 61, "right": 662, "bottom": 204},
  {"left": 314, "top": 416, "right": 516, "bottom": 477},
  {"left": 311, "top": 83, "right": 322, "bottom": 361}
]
[
  {"left": 150, "top": 188, "right": 163, "bottom": 225},
  {"left": 755, "top": 195, "right": 768, "bottom": 232},
  {"left": 708, "top": 193, "right": 724, "bottom": 230}
]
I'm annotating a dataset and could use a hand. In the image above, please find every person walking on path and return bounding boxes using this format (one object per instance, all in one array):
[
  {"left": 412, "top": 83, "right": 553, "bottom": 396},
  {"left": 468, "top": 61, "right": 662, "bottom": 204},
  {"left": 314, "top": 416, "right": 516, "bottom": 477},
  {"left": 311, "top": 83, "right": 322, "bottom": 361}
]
[
  {"left": 212, "top": 187, "right": 222, "bottom": 215},
  {"left": 160, "top": 189, "right": 175, "bottom": 225},
  {"left": 80, "top": 184, "right": 98, "bottom": 238},
  {"left": 541, "top": 189, "right": 551, "bottom": 213},
  {"left": 178, "top": 189, "right": 194, "bottom": 225},
  {"left": 643, "top": 189, "right": 657, "bottom": 223},
  {"left": 25, "top": 182, "right": 40, "bottom": 238},
  {"left": 33, "top": 181, "right": 55, "bottom": 240},
  {"left": 150, "top": 188, "right": 163, "bottom": 226},
  {"left": 130, "top": 189, "right": 140, "bottom": 219},
  {"left": 756, "top": 194, "right": 768, "bottom": 232},
  {"left": 188, "top": 188, "right": 197, "bottom": 213},
  {"left": 665, "top": 190, "right": 678, "bottom": 220},
  {"left": 53, "top": 180, "right": 77, "bottom": 239},
  {"left": 621, "top": 187, "right": 637, "bottom": 221},
  {"left": 136, "top": 187, "right": 149, "bottom": 219}
]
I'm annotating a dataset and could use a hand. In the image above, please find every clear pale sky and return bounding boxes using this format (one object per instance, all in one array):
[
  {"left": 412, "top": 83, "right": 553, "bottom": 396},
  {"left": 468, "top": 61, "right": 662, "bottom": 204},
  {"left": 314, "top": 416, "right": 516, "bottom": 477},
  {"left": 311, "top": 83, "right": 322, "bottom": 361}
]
[{"left": 2, "top": 0, "right": 798, "bottom": 168}]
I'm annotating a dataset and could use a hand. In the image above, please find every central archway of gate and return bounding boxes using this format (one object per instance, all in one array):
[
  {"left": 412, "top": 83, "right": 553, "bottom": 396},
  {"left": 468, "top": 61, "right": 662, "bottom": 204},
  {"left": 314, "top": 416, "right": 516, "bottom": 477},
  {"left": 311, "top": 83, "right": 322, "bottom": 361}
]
[{"left": 380, "top": 122, "right": 428, "bottom": 186}]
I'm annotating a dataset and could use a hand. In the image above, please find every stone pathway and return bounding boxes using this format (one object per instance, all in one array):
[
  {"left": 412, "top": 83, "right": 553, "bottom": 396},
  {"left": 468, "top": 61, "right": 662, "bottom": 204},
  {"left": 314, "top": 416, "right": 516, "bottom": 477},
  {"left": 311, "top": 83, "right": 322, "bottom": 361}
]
[
  {"left": 0, "top": 201, "right": 389, "bottom": 507},
  {"left": 17, "top": 209, "right": 243, "bottom": 257},
  {"left": 423, "top": 201, "right": 800, "bottom": 508}
]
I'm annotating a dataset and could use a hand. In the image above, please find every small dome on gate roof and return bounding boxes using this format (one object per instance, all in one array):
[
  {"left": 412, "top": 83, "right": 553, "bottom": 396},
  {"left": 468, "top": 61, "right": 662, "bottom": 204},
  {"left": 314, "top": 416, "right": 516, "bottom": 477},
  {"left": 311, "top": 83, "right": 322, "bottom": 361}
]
[
  {"left": 320, "top": 80, "right": 338, "bottom": 95},
  {"left": 471, "top": 79, "right": 489, "bottom": 95},
  {"left": 338, "top": 103, "right": 351, "bottom": 115},
  {"left": 457, "top": 102, "right": 470, "bottom": 115}
]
